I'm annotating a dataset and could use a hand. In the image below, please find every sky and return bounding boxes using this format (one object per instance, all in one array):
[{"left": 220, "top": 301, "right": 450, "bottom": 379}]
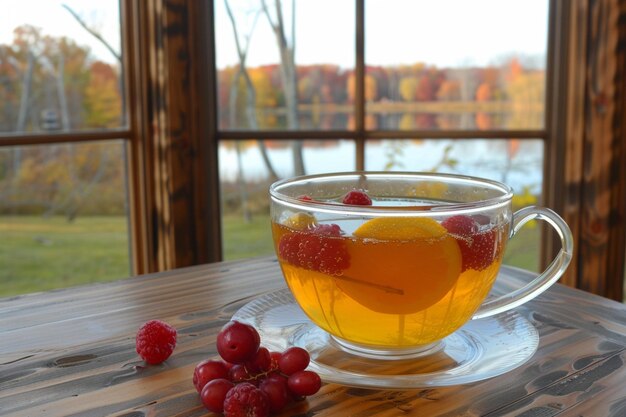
[
  {"left": 0, "top": 0, "right": 122, "bottom": 63},
  {"left": 0, "top": 0, "right": 549, "bottom": 69},
  {"left": 216, "top": 0, "right": 550, "bottom": 69}
]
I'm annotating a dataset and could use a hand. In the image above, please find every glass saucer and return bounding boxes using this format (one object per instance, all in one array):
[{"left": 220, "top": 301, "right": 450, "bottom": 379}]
[{"left": 232, "top": 288, "right": 538, "bottom": 389}]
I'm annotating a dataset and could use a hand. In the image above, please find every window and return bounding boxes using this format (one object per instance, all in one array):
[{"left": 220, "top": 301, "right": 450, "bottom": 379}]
[
  {"left": 215, "top": 0, "right": 550, "bottom": 272},
  {"left": 0, "top": 1, "right": 133, "bottom": 297}
]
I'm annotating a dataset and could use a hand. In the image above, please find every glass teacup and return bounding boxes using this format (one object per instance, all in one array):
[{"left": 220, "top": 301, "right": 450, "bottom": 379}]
[{"left": 270, "top": 172, "right": 573, "bottom": 359}]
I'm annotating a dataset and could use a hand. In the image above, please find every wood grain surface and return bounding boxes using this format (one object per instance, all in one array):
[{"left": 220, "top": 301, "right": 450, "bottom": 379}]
[{"left": 1, "top": 257, "right": 626, "bottom": 416}]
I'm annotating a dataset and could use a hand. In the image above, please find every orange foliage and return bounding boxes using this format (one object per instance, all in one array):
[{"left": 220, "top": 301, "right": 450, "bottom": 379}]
[
  {"left": 345, "top": 114, "right": 377, "bottom": 130},
  {"left": 85, "top": 61, "right": 122, "bottom": 128},
  {"left": 415, "top": 114, "right": 436, "bottom": 129},
  {"left": 436, "top": 115, "right": 460, "bottom": 129},
  {"left": 475, "top": 112, "right": 492, "bottom": 130},
  {"left": 481, "top": 67, "right": 500, "bottom": 86},
  {"left": 347, "top": 73, "right": 378, "bottom": 103},
  {"left": 507, "top": 140, "right": 520, "bottom": 158},
  {"left": 507, "top": 57, "right": 523, "bottom": 82},
  {"left": 436, "top": 80, "right": 461, "bottom": 101},
  {"left": 475, "top": 83, "right": 492, "bottom": 101},
  {"left": 415, "top": 76, "right": 436, "bottom": 101}
]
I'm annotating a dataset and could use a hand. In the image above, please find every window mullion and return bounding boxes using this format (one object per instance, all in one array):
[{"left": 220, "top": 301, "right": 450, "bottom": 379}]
[
  {"left": 0, "top": 130, "right": 133, "bottom": 147},
  {"left": 355, "top": 0, "right": 365, "bottom": 170}
]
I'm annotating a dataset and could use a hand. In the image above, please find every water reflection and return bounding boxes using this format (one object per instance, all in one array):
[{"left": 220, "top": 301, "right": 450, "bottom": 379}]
[{"left": 221, "top": 110, "right": 540, "bottom": 131}]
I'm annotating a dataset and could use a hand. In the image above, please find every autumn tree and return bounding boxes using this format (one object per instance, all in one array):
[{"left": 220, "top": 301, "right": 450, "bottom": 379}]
[
  {"left": 436, "top": 80, "right": 461, "bottom": 101},
  {"left": 85, "top": 61, "right": 122, "bottom": 127},
  {"left": 475, "top": 83, "right": 492, "bottom": 102},
  {"left": 399, "top": 77, "right": 418, "bottom": 101},
  {"left": 346, "top": 73, "right": 378, "bottom": 103},
  {"left": 0, "top": 25, "right": 125, "bottom": 219},
  {"left": 505, "top": 58, "right": 545, "bottom": 129}
]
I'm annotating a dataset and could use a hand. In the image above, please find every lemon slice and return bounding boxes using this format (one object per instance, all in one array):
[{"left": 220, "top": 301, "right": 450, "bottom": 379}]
[
  {"left": 354, "top": 217, "right": 446, "bottom": 240},
  {"left": 284, "top": 212, "right": 317, "bottom": 230},
  {"left": 338, "top": 217, "right": 462, "bottom": 314}
]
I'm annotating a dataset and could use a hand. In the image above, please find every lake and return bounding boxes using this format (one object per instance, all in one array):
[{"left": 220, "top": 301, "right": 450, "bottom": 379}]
[{"left": 218, "top": 138, "right": 544, "bottom": 195}]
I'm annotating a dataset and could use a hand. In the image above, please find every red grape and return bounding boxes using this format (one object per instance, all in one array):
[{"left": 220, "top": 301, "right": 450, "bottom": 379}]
[
  {"left": 278, "top": 346, "right": 310, "bottom": 375},
  {"left": 200, "top": 378, "right": 234, "bottom": 413},
  {"left": 195, "top": 321, "right": 323, "bottom": 414},
  {"left": 259, "top": 376, "right": 290, "bottom": 413},
  {"left": 245, "top": 346, "right": 271, "bottom": 373},
  {"left": 269, "top": 351, "right": 282, "bottom": 371},
  {"left": 192, "top": 359, "right": 229, "bottom": 392},
  {"left": 216, "top": 320, "right": 260, "bottom": 364},
  {"left": 229, "top": 363, "right": 253, "bottom": 383},
  {"left": 288, "top": 370, "right": 321, "bottom": 396}
]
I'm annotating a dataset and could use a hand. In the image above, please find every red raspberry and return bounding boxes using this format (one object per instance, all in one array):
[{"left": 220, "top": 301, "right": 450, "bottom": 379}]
[
  {"left": 442, "top": 215, "right": 498, "bottom": 272},
  {"left": 278, "top": 224, "right": 350, "bottom": 275},
  {"left": 297, "top": 194, "right": 313, "bottom": 201},
  {"left": 223, "top": 382, "right": 270, "bottom": 417},
  {"left": 465, "top": 229, "right": 499, "bottom": 271},
  {"left": 135, "top": 320, "right": 177, "bottom": 365},
  {"left": 277, "top": 233, "right": 302, "bottom": 267},
  {"left": 311, "top": 223, "right": 342, "bottom": 236},
  {"left": 442, "top": 214, "right": 479, "bottom": 236},
  {"left": 342, "top": 190, "right": 372, "bottom": 205}
]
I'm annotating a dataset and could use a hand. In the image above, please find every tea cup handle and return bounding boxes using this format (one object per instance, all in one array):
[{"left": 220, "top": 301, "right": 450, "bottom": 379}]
[{"left": 472, "top": 206, "right": 574, "bottom": 320}]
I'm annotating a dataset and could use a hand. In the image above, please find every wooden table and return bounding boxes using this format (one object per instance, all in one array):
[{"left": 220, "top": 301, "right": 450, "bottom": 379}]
[{"left": 2, "top": 257, "right": 626, "bottom": 416}]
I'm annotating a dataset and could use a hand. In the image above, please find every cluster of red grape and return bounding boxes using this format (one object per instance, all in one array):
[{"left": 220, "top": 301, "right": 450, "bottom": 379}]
[{"left": 194, "top": 320, "right": 321, "bottom": 416}]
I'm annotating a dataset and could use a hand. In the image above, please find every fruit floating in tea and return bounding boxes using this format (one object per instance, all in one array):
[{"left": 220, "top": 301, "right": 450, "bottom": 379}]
[{"left": 273, "top": 190, "right": 507, "bottom": 348}]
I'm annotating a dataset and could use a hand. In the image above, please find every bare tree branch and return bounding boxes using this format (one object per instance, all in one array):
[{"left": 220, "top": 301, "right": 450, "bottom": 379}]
[
  {"left": 61, "top": 4, "right": 121, "bottom": 63},
  {"left": 261, "top": 0, "right": 304, "bottom": 174},
  {"left": 260, "top": 0, "right": 275, "bottom": 29},
  {"left": 224, "top": 0, "right": 278, "bottom": 181},
  {"left": 291, "top": 0, "right": 295, "bottom": 57}
]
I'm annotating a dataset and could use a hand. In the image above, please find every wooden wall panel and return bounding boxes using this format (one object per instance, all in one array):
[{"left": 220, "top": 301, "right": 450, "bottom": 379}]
[
  {"left": 578, "top": 0, "right": 626, "bottom": 298},
  {"left": 547, "top": 0, "right": 587, "bottom": 288},
  {"left": 606, "top": 0, "right": 626, "bottom": 299},
  {"left": 552, "top": 0, "right": 626, "bottom": 299},
  {"left": 520, "top": 0, "right": 626, "bottom": 299},
  {"left": 130, "top": 0, "right": 220, "bottom": 273}
]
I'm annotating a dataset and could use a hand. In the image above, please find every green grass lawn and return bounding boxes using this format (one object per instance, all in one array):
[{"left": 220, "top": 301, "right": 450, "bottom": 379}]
[
  {"left": 0, "top": 214, "right": 539, "bottom": 298},
  {"left": 502, "top": 225, "right": 540, "bottom": 272},
  {"left": 0, "top": 216, "right": 131, "bottom": 297},
  {"left": 222, "top": 214, "right": 275, "bottom": 260}
]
